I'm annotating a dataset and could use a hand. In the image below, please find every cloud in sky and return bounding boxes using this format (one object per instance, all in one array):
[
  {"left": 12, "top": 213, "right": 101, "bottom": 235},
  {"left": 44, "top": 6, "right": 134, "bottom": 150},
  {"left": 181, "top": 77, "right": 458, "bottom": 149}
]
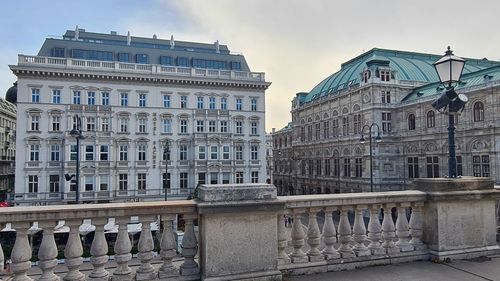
[{"left": 1, "top": 0, "right": 499, "bottom": 131}]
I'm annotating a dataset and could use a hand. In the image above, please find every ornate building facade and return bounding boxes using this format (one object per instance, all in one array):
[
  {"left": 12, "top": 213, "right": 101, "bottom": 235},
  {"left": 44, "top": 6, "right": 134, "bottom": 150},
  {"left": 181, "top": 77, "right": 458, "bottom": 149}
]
[
  {"left": 11, "top": 27, "right": 269, "bottom": 205},
  {"left": 0, "top": 96, "right": 16, "bottom": 201},
  {"left": 273, "top": 48, "right": 500, "bottom": 195}
]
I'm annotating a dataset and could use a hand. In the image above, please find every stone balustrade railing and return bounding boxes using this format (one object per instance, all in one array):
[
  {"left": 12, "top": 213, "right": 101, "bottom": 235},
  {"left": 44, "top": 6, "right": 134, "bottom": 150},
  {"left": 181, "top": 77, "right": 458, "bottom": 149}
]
[
  {"left": 17, "top": 55, "right": 266, "bottom": 82},
  {"left": 0, "top": 200, "right": 199, "bottom": 281},
  {"left": 276, "top": 191, "right": 428, "bottom": 274}
]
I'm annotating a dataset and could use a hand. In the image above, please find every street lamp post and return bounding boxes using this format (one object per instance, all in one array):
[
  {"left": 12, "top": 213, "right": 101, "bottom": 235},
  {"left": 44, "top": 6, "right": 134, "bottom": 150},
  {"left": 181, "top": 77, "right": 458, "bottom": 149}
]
[
  {"left": 163, "top": 140, "right": 170, "bottom": 201},
  {"left": 431, "top": 46, "right": 467, "bottom": 178},
  {"left": 66, "top": 115, "right": 84, "bottom": 204},
  {"left": 360, "top": 123, "right": 382, "bottom": 192}
]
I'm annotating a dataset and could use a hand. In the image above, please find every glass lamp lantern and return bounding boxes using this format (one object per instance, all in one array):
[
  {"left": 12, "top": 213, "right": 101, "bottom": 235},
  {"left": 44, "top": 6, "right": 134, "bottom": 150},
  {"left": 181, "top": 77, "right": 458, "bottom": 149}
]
[{"left": 433, "top": 46, "right": 465, "bottom": 86}]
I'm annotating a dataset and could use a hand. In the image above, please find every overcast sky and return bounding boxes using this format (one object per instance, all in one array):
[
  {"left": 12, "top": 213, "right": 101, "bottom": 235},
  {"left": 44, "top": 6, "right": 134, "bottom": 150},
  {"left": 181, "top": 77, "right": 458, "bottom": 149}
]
[{"left": 1, "top": 0, "right": 499, "bottom": 131}]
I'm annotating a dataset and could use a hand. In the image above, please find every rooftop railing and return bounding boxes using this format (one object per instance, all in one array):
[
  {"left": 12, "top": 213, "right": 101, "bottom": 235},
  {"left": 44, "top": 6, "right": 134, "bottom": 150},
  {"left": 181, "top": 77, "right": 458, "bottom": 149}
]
[{"left": 17, "top": 55, "right": 266, "bottom": 82}]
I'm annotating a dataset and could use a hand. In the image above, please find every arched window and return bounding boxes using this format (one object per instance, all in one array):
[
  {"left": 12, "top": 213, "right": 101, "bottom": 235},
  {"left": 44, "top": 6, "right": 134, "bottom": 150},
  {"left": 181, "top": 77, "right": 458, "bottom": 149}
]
[
  {"left": 473, "top": 102, "right": 484, "bottom": 122},
  {"left": 408, "top": 114, "right": 416, "bottom": 131},
  {"left": 426, "top": 111, "right": 435, "bottom": 128}
]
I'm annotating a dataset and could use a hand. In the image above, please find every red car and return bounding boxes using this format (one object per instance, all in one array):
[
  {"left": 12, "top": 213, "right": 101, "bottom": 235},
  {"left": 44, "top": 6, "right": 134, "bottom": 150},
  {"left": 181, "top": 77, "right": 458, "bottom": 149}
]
[{"left": 0, "top": 202, "right": 10, "bottom": 207}]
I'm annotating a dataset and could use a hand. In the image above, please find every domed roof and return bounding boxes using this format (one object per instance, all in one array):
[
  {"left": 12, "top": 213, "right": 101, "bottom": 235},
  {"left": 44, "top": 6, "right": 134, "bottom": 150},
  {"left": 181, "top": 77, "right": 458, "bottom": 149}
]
[
  {"left": 5, "top": 82, "right": 17, "bottom": 105},
  {"left": 303, "top": 48, "right": 500, "bottom": 104}
]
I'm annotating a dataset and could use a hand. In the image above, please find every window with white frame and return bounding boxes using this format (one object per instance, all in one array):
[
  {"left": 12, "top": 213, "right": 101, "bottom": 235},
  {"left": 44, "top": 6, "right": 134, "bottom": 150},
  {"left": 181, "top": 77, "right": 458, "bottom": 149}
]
[
  {"left": 251, "top": 171, "right": 259, "bottom": 183},
  {"left": 197, "top": 96, "right": 204, "bottom": 109},
  {"left": 100, "top": 145, "right": 109, "bottom": 161},
  {"left": 50, "top": 144, "right": 60, "bottom": 161},
  {"left": 30, "top": 144, "right": 39, "bottom": 161},
  {"left": 180, "top": 119, "right": 188, "bottom": 134},
  {"left": 209, "top": 97, "right": 216, "bottom": 110},
  {"left": 87, "top": 92, "right": 96, "bottom": 105},
  {"left": 380, "top": 70, "right": 391, "bottom": 82},
  {"left": 473, "top": 155, "right": 490, "bottom": 177},
  {"left": 222, "top": 172, "right": 230, "bottom": 184},
  {"left": 52, "top": 89, "right": 61, "bottom": 104},
  {"left": 222, "top": 146, "right": 230, "bottom": 160},
  {"left": 101, "top": 117, "right": 109, "bottom": 132},
  {"left": 250, "top": 145, "right": 258, "bottom": 160},
  {"left": 210, "top": 172, "right": 218, "bottom": 184},
  {"left": 70, "top": 145, "right": 77, "bottom": 161},
  {"left": 51, "top": 115, "right": 61, "bottom": 131},
  {"left": 119, "top": 117, "right": 128, "bottom": 133},
  {"left": 179, "top": 145, "right": 188, "bottom": 160},
  {"left": 196, "top": 120, "right": 205, "bottom": 132},
  {"left": 236, "top": 98, "right": 243, "bottom": 111},
  {"left": 86, "top": 117, "right": 96, "bottom": 131},
  {"left": 138, "top": 94, "right": 147, "bottom": 107},
  {"left": 236, "top": 121, "right": 243, "bottom": 134},
  {"left": 28, "top": 175, "right": 38, "bottom": 193},
  {"left": 85, "top": 145, "right": 94, "bottom": 161},
  {"left": 99, "top": 175, "right": 109, "bottom": 191},
  {"left": 210, "top": 146, "right": 218, "bottom": 160},
  {"left": 49, "top": 175, "right": 60, "bottom": 193},
  {"left": 73, "top": 91, "right": 81, "bottom": 104},
  {"left": 180, "top": 172, "right": 188, "bottom": 189},
  {"left": 251, "top": 98, "right": 257, "bottom": 111},
  {"left": 208, "top": 120, "right": 216, "bottom": 132},
  {"left": 198, "top": 146, "right": 206, "bottom": 160},
  {"left": 31, "top": 88, "right": 40, "bottom": 103},
  {"left": 119, "top": 174, "right": 128, "bottom": 191},
  {"left": 119, "top": 145, "right": 128, "bottom": 161},
  {"left": 236, "top": 145, "right": 243, "bottom": 160},
  {"left": 220, "top": 121, "right": 228, "bottom": 132},
  {"left": 162, "top": 173, "right": 171, "bottom": 189},
  {"left": 180, "top": 95, "right": 188, "bottom": 108},
  {"left": 101, "top": 92, "right": 109, "bottom": 106},
  {"left": 162, "top": 118, "right": 172, "bottom": 133},
  {"left": 163, "top": 94, "right": 171, "bottom": 108},
  {"left": 382, "top": 91, "right": 391, "bottom": 103},
  {"left": 30, "top": 115, "right": 40, "bottom": 131},
  {"left": 85, "top": 176, "right": 94, "bottom": 191},
  {"left": 138, "top": 118, "right": 147, "bottom": 133},
  {"left": 138, "top": 144, "right": 147, "bottom": 161},
  {"left": 235, "top": 172, "right": 243, "bottom": 184},
  {"left": 137, "top": 173, "right": 147, "bottom": 190},
  {"left": 250, "top": 122, "right": 258, "bottom": 135},
  {"left": 120, "top": 93, "right": 128, "bottom": 107},
  {"left": 220, "top": 97, "right": 227, "bottom": 110}
]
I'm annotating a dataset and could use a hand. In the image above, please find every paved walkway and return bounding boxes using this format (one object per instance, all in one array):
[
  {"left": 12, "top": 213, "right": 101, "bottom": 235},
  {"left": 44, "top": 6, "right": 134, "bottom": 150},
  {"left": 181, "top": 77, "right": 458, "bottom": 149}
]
[{"left": 288, "top": 255, "right": 500, "bottom": 281}]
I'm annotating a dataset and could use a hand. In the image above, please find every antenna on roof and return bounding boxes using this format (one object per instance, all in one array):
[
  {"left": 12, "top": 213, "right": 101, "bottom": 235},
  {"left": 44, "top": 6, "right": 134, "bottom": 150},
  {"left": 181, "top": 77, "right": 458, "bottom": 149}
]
[
  {"left": 75, "top": 25, "right": 79, "bottom": 40},
  {"left": 127, "top": 31, "right": 131, "bottom": 46},
  {"left": 215, "top": 40, "right": 220, "bottom": 53},
  {"left": 170, "top": 35, "right": 175, "bottom": 49}
]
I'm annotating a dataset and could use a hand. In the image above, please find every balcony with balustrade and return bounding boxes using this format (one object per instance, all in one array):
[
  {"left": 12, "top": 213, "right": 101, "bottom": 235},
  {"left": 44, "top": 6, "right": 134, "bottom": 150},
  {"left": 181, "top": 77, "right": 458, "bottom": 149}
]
[{"left": 0, "top": 178, "right": 499, "bottom": 280}]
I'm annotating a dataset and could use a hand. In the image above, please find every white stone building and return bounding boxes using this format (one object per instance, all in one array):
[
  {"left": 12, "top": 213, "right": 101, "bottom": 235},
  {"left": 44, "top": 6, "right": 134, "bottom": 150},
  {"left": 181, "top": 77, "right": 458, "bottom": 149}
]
[
  {"left": 273, "top": 48, "right": 500, "bottom": 195},
  {"left": 10, "top": 28, "right": 269, "bottom": 205}
]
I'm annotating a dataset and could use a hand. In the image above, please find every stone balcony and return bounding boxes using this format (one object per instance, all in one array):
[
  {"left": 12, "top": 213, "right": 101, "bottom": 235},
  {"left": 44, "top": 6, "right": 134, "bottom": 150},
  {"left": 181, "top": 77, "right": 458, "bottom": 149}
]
[{"left": 0, "top": 178, "right": 499, "bottom": 280}]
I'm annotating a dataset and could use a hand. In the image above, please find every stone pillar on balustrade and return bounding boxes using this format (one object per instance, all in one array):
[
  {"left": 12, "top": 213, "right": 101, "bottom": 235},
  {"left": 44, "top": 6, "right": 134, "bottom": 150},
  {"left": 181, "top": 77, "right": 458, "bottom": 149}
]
[
  {"left": 412, "top": 177, "right": 500, "bottom": 259},
  {"left": 196, "top": 183, "right": 284, "bottom": 281}
]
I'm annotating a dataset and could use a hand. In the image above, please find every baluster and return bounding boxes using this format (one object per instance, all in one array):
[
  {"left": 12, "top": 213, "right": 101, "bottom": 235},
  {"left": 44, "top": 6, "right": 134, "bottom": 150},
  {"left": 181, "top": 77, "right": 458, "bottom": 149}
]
[
  {"left": 158, "top": 214, "right": 179, "bottom": 278},
  {"left": 88, "top": 218, "right": 110, "bottom": 280},
  {"left": 381, "top": 205, "right": 399, "bottom": 254},
  {"left": 290, "top": 210, "right": 308, "bottom": 263},
  {"left": 395, "top": 203, "right": 414, "bottom": 252},
  {"left": 63, "top": 219, "right": 85, "bottom": 281},
  {"left": 409, "top": 202, "right": 426, "bottom": 250},
  {"left": 112, "top": 217, "right": 132, "bottom": 281},
  {"left": 337, "top": 206, "right": 355, "bottom": 258},
  {"left": 136, "top": 215, "right": 157, "bottom": 280},
  {"left": 367, "top": 205, "right": 385, "bottom": 255},
  {"left": 321, "top": 207, "right": 340, "bottom": 260},
  {"left": 277, "top": 212, "right": 290, "bottom": 265},
  {"left": 38, "top": 221, "right": 59, "bottom": 281},
  {"left": 353, "top": 205, "right": 370, "bottom": 257},
  {"left": 307, "top": 208, "right": 323, "bottom": 262},
  {"left": 10, "top": 221, "right": 33, "bottom": 281},
  {"left": 180, "top": 214, "right": 199, "bottom": 276}
]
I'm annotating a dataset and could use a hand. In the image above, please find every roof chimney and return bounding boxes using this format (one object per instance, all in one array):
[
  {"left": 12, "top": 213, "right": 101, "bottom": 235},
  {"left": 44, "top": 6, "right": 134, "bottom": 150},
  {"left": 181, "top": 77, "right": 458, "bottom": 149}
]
[
  {"left": 215, "top": 40, "right": 220, "bottom": 53},
  {"left": 170, "top": 35, "right": 175, "bottom": 49},
  {"left": 75, "top": 25, "right": 79, "bottom": 40},
  {"left": 127, "top": 31, "right": 131, "bottom": 46}
]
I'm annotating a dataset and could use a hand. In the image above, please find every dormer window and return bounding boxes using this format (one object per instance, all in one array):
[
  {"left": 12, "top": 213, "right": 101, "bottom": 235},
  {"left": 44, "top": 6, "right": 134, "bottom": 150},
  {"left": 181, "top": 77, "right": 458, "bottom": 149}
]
[
  {"left": 363, "top": 70, "right": 371, "bottom": 83},
  {"left": 380, "top": 70, "right": 391, "bottom": 82}
]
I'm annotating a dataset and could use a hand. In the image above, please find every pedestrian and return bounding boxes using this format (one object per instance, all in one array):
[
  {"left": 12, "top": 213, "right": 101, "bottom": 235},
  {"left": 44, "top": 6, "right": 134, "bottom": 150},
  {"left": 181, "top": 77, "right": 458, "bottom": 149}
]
[
  {"left": 288, "top": 216, "right": 292, "bottom": 227},
  {"left": 283, "top": 215, "right": 288, "bottom": 227}
]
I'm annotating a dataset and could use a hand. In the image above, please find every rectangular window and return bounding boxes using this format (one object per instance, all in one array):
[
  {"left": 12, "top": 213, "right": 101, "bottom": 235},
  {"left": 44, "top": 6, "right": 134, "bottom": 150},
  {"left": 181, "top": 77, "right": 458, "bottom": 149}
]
[
  {"left": 28, "top": 175, "right": 38, "bottom": 193},
  {"left": 382, "top": 91, "right": 391, "bottom": 104},
  {"left": 163, "top": 95, "right": 171, "bottom": 108},
  {"left": 101, "top": 118, "right": 110, "bottom": 132},
  {"left": 251, "top": 171, "right": 259, "bottom": 183},
  {"left": 342, "top": 117, "right": 349, "bottom": 136},
  {"left": 473, "top": 155, "right": 490, "bottom": 177},
  {"left": 382, "top": 112, "right": 392, "bottom": 132},
  {"left": 86, "top": 117, "right": 96, "bottom": 131},
  {"left": 180, "top": 172, "right": 188, "bottom": 189},
  {"left": 209, "top": 120, "right": 216, "bottom": 132},
  {"left": 163, "top": 173, "right": 171, "bottom": 190},
  {"left": 307, "top": 125, "right": 313, "bottom": 141},
  {"left": 138, "top": 118, "right": 147, "bottom": 133},
  {"left": 325, "top": 159, "right": 331, "bottom": 176},
  {"left": 408, "top": 157, "right": 419, "bottom": 178},
  {"left": 119, "top": 118, "right": 128, "bottom": 133},
  {"left": 119, "top": 174, "right": 128, "bottom": 191},
  {"left": 343, "top": 158, "right": 351, "bottom": 177},
  {"left": 355, "top": 158, "right": 362, "bottom": 177},
  {"left": 236, "top": 98, "right": 243, "bottom": 111},
  {"left": 235, "top": 172, "right": 244, "bottom": 184},
  {"left": 177, "top": 57, "right": 189, "bottom": 67},
  {"left": 198, "top": 173, "right": 206, "bottom": 185},
  {"left": 251, "top": 98, "right": 257, "bottom": 111},
  {"left": 196, "top": 120, "right": 205, "bottom": 132},
  {"left": 315, "top": 123, "right": 321, "bottom": 140},
  {"left": 426, "top": 156, "right": 440, "bottom": 178},
  {"left": 159, "top": 56, "right": 172, "bottom": 65},
  {"left": 210, "top": 172, "right": 218, "bottom": 184},
  {"left": 52, "top": 47, "right": 65, "bottom": 57},
  {"left": 197, "top": 97, "right": 204, "bottom": 109},
  {"left": 73, "top": 91, "right": 81, "bottom": 104},
  {"left": 231, "top": 61, "right": 241, "bottom": 70},
  {"left": 222, "top": 172, "right": 230, "bottom": 184},
  {"left": 99, "top": 176, "right": 109, "bottom": 191},
  {"left": 162, "top": 119, "right": 172, "bottom": 133},
  {"left": 353, "top": 114, "right": 361, "bottom": 134},
  {"left": 179, "top": 145, "right": 188, "bottom": 161},
  {"left": 209, "top": 97, "right": 216, "bottom": 110},
  {"left": 117, "top": 53, "right": 130, "bottom": 62},
  {"left": 119, "top": 145, "right": 128, "bottom": 161},
  {"left": 180, "top": 96, "right": 187, "bottom": 108},
  {"left": 120, "top": 93, "right": 128, "bottom": 107},
  {"left": 210, "top": 146, "right": 218, "bottom": 160},
  {"left": 220, "top": 98, "right": 227, "bottom": 110},
  {"left": 51, "top": 116, "right": 60, "bottom": 131},
  {"left": 180, "top": 120, "right": 188, "bottom": 133},
  {"left": 71, "top": 49, "right": 113, "bottom": 61},
  {"left": 31, "top": 88, "right": 40, "bottom": 103},
  {"left": 220, "top": 121, "right": 228, "bottom": 133},
  {"left": 100, "top": 145, "right": 109, "bottom": 161},
  {"left": 138, "top": 144, "right": 147, "bottom": 161},
  {"left": 52, "top": 89, "right": 61, "bottom": 104},
  {"left": 87, "top": 92, "right": 95, "bottom": 105},
  {"left": 380, "top": 70, "right": 391, "bottom": 82},
  {"left": 70, "top": 145, "right": 77, "bottom": 161},
  {"left": 251, "top": 122, "right": 258, "bottom": 135},
  {"left": 30, "top": 144, "right": 39, "bottom": 161},
  {"left": 137, "top": 173, "right": 147, "bottom": 190},
  {"left": 250, "top": 145, "right": 258, "bottom": 160},
  {"left": 236, "top": 145, "right": 243, "bottom": 160},
  {"left": 222, "top": 146, "right": 230, "bottom": 160},
  {"left": 136, "top": 53, "right": 149, "bottom": 64},
  {"left": 85, "top": 176, "right": 94, "bottom": 191},
  {"left": 323, "top": 121, "right": 330, "bottom": 139},
  {"left": 198, "top": 146, "right": 206, "bottom": 160},
  {"left": 236, "top": 121, "right": 243, "bottom": 135},
  {"left": 49, "top": 175, "right": 60, "bottom": 193},
  {"left": 138, "top": 94, "right": 147, "bottom": 107},
  {"left": 101, "top": 92, "right": 109, "bottom": 106},
  {"left": 332, "top": 119, "right": 339, "bottom": 137},
  {"left": 50, "top": 144, "right": 60, "bottom": 161},
  {"left": 85, "top": 145, "right": 94, "bottom": 161}
]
